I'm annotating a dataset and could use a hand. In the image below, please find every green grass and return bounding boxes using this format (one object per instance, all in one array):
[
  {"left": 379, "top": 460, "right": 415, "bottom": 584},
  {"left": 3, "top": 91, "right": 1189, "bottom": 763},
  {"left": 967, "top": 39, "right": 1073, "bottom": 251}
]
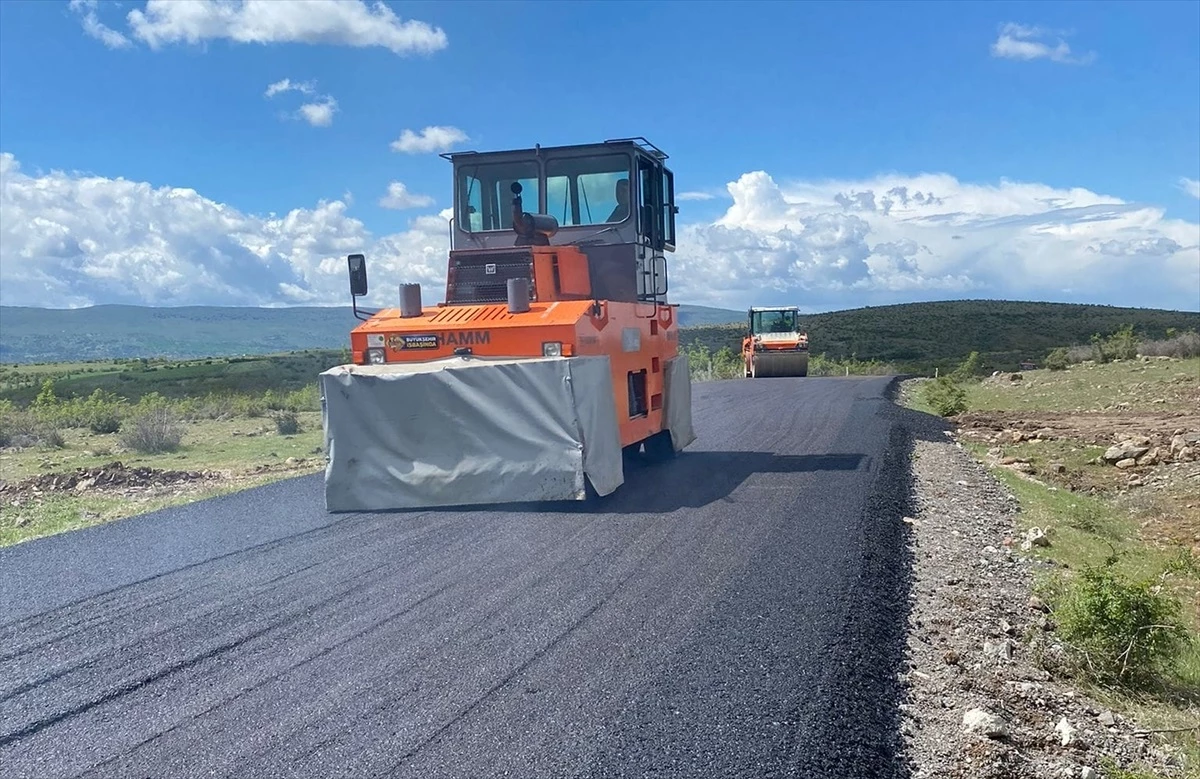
[
  {"left": 0, "top": 351, "right": 347, "bottom": 406},
  {"left": 1, "top": 412, "right": 325, "bottom": 481},
  {"left": 1, "top": 409, "right": 325, "bottom": 546},
  {"left": 963, "top": 357, "right": 1200, "bottom": 414},
  {"left": 0, "top": 472, "right": 314, "bottom": 547},
  {"left": 963, "top": 444, "right": 1200, "bottom": 771},
  {"left": 973, "top": 442, "right": 1187, "bottom": 584}
]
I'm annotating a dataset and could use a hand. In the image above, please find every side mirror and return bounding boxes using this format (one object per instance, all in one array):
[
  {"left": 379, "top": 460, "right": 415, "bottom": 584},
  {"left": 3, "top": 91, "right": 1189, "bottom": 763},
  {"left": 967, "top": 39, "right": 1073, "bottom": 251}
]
[{"left": 347, "top": 253, "right": 368, "bottom": 297}]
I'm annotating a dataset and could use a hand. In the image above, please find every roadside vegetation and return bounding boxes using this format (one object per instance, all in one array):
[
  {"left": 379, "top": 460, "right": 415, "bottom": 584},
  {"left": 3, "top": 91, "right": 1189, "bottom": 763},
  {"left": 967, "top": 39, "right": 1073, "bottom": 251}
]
[
  {"left": 901, "top": 325, "right": 1200, "bottom": 768},
  {"left": 1, "top": 370, "right": 328, "bottom": 546},
  {"left": 683, "top": 300, "right": 1199, "bottom": 377}
]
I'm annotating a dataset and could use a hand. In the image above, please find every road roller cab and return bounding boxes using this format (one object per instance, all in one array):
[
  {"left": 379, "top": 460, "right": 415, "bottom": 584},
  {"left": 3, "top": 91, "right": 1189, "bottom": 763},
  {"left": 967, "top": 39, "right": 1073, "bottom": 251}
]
[
  {"left": 319, "top": 138, "right": 696, "bottom": 512},
  {"left": 742, "top": 306, "right": 810, "bottom": 378}
]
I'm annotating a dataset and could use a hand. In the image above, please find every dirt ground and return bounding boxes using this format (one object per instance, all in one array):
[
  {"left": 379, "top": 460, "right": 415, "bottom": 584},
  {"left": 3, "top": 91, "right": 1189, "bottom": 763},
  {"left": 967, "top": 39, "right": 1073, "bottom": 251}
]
[
  {"left": 952, "top": 390, "right": 1200, "bottom": 551},
  {"left": 954, "top": 409, "right": 1200, "bottom": 448}
]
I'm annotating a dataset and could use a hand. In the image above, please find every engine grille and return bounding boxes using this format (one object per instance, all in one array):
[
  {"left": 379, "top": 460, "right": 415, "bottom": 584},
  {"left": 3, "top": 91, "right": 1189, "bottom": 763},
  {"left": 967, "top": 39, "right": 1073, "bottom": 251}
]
[{"left": 445, "top": 249, "right": 535, "bottom": 305}]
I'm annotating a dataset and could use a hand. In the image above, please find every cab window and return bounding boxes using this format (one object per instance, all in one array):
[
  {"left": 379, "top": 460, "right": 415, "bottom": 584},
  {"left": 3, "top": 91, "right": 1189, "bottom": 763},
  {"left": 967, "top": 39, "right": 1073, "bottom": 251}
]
[
  {"left": 457, "top": 161, "right": 540, "bottom": 232},
  {"left": 751, "top": 310, "right": 797, "bottom": 333},
  {"left": 545, "top": 154, "right": 631, "bottom": 226}
]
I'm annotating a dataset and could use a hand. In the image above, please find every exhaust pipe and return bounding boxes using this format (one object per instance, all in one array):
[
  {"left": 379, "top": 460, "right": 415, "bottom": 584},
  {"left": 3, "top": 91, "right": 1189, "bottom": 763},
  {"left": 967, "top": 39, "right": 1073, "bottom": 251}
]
[
  {"left": 507, "top": 277, "right": 530, "bottom": 314},
  {"left": 399, "top": 283, "right": 422, "bottom": 318}
]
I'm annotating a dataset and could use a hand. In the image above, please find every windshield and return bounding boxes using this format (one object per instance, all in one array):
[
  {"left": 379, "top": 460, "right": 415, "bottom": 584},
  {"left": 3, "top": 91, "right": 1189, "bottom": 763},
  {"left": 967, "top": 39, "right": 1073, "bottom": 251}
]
[
  {"left": 457, "top": 160, "right": 540, "bottom": 232},
  {"left": 751, "top": 309, "right": 798, "bottom": 334},
  {"left": 546, "top": 153, "right": 631, "bottom": 226}
]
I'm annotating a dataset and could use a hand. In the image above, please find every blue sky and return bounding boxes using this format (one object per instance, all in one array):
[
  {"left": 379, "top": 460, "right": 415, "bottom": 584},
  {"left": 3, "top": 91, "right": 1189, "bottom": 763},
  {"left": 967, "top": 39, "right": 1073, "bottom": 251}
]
[{"left": 0, "top": 0, "right": 1197, "bottom": 313}]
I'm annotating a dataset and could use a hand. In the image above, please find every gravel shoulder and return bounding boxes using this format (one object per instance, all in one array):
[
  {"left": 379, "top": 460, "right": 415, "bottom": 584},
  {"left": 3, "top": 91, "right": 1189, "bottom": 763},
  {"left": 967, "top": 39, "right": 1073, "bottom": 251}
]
[{"left": 898, "top": 414, "right": 1192, "bottom": 778}]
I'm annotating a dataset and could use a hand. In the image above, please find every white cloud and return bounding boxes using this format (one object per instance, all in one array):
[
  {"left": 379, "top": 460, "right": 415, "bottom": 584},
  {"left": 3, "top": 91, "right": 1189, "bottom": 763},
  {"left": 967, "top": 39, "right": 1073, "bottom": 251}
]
[
  {"left": 265, "top": 79, "right": 337, "bottom": 127},
  {"left": 669, "top": 170, "right": 1200, "bottom": 312},
  {"left": 677, "top": 191, "right": 717, "bottom": 202},
  {"left": 1181, "top": 177, "right": 1200, "bottom": 200},
  {"left": 2, "top": 151, "right": 1195, "bottom": 314},
  {"left": 379, "top": 182, "right": 434, "bottom": 210},
  {"left": 88, "top": 0, "right": 448, "bottom": 55},
  {"left": 298, "top": 98, "right": 338, "bottom": 127},
  {"left": 68, "top": 0, "right": 132, "bottom": 49},
  {"left": 264, "top": 78, "right": 315, "bottom": 98},
  {"left": 0, "top": 152, "right": 447, "bottom": 309},
  {"left": 990, "top": 22, "right": 1096, "bottom": 65},
  {"left": 390, "top": 126, "right": 469, "bottom": 154}
]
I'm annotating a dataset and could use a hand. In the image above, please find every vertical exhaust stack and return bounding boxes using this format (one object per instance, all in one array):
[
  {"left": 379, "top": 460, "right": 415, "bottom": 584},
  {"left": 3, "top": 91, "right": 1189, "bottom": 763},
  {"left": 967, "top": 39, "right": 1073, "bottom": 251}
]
[
  {"left": 399, "top": 283, "right": 422, "bottom": 318},
  {"left": 507, "top": 277, "right": 531, "bottom": 314}
]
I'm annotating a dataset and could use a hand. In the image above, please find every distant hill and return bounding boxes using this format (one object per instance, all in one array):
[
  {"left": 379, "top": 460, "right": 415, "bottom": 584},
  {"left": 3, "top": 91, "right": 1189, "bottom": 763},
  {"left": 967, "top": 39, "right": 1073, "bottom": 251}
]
[
  {"left": 682, "top": 299, "right": 1200, "bottom": 374},
  {"left": 0, "top": 303, "right": 743, "bottom": 364},
  {"left": 2, "top": 300, "right": 1195, "bottom": 374}
]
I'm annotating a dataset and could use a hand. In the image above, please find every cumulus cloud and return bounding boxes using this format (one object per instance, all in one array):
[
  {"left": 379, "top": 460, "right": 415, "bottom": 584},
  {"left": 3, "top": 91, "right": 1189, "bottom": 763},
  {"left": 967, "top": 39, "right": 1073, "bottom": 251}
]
[
  {"left": 297, "top": 98, "right": 338, "bottom": 127},
  {"left": 71, "top": 0, "right": 447, "bottom": 55},
  {"left": 1181, "top": 177, "right": 1200, "bottom": 200},
  {"left": 265, "top": 79, "right": 337, "bottom": 127},
  {"left": 390, "top": 126, "right": 469, "bottom": 154},
  {"left": 2, "top": 151, "right": 1195, "bottom": 313},
  {"left": 669, "top": 170, "right": 1199, "bottom": 312},
  {"left": 0, "top": 152, "right": 447, "bottom": 309},
  {"left": 990, "top": 22, "right": 1096, "bottom": 65},
  {"left": 379, "top": 182, "right": 434, "bottom": 210}
]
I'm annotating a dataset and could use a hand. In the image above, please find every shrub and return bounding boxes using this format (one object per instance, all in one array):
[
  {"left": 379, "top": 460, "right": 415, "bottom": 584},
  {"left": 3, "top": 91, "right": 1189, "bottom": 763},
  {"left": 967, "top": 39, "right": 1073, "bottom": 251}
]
[
  {"left": 120, "top": 398, "right": 184, "bottom": 454},
  {"left": 274, "top": 410, "right": 301, "bottom": 435},
  {"left": 0, "top": 406, "right": 63, "bottom": 449},
  {"left": 1066, "top": 344, "right": 1093, "bottom": 363},
  {"left": 1090, "top": 324, "right": 1140, "bottom": 363},
  {"left": 263, "top": 389, "right": 289, "bottom": 411},
  {"left": 283, "top": 384, "right": 321, "bottom": 412},
  {"left": 1054, "top": 560, "right": 1190, "bottom": 687},
  {"left": 1138, "top": 329, "right": 1200, "bottom": 359},
  {"left": 1044, "top": 347, "right": 1070, "bottom": 371},
  {"left": 80, "top": 388, "right": 124, "bottom": 434},
  {"left": 921, "top": 376, "right": 967, "bottom": 416},
  {"left": 241, "top": 398, "right": 266, "bottom": 418},
  {"left": 40, "top": 427, "right": 66, "bottom": 448},
  {"left": 951, "top": 351, "right": 982, "bottom": 382}
]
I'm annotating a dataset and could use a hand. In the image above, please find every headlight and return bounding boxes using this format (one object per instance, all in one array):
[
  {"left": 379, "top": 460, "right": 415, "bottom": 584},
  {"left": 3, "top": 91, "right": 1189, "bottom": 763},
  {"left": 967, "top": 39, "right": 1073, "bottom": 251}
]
[
  {"left": 366, "top": 347, "right": 386, "bottom": 364},
  {"left": 542, "top": 341, "right": 562, "bottom": 357}
]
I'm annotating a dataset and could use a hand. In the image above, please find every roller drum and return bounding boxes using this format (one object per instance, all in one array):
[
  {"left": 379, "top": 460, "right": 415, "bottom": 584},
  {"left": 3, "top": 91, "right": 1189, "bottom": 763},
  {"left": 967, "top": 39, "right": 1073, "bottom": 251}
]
[{"left": 751, "top": 351, "right": 809, "bottom": 378}]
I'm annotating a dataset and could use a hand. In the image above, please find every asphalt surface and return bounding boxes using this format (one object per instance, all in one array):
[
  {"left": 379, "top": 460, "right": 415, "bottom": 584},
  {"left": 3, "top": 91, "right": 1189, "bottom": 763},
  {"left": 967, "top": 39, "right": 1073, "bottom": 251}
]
[{"left": 0, "top": 375, "right": 941, "bottom": 779}]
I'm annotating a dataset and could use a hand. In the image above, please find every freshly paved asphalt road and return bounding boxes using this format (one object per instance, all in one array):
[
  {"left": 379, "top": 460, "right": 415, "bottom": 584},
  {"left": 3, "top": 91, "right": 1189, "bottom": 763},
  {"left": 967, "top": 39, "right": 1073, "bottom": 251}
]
[{"left": 0, "top": 375, "right": 941, "bottom": 779}]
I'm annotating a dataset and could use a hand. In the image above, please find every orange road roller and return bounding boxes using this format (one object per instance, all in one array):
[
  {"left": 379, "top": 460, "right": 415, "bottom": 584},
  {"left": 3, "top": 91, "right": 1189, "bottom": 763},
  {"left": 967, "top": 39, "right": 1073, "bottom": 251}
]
[{"left": 319, "top": 138, "right": 696, "bottom": 511}]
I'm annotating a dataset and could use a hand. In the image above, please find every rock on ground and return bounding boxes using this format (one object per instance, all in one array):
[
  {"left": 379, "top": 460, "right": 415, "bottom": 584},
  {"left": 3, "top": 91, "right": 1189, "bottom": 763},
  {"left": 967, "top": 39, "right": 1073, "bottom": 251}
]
[{"left": 898, "top": 434, "right": 1189, "bottom": 779}]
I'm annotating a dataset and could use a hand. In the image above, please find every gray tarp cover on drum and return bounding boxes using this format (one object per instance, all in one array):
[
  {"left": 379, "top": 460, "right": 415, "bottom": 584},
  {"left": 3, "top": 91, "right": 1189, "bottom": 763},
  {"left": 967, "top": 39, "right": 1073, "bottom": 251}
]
[
  {"left": 663, "top": 354, "right": 696, "bottom": 452},
  {"left": 319, "top": 355, "right": 624, "bottom": 512}
]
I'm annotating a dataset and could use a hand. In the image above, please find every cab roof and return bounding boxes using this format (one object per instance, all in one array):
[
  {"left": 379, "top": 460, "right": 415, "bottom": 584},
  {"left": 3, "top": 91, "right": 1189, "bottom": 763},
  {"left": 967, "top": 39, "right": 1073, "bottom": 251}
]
[{"left": 439, "top": 137, "right": 667, "bottom": 162}]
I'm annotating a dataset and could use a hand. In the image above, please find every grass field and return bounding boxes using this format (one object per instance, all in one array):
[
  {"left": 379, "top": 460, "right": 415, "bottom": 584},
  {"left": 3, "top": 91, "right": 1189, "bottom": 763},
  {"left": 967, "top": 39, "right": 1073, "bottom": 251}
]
[
  {"left": 0, "top": 362, "right": 328, "bottom": 545},
  {"left": 903, "top": 355, "right": 1200, "bottom": 768}
]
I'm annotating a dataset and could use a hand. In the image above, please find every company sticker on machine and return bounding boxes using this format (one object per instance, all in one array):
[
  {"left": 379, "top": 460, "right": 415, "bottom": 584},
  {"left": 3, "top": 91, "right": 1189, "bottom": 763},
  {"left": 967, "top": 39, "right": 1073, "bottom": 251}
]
[
  {"left": 388, "top": 334, "right": 439, "bottom": 350},
  {"left": 386, "top": 331, "right": 493, "bottom": 350}
]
